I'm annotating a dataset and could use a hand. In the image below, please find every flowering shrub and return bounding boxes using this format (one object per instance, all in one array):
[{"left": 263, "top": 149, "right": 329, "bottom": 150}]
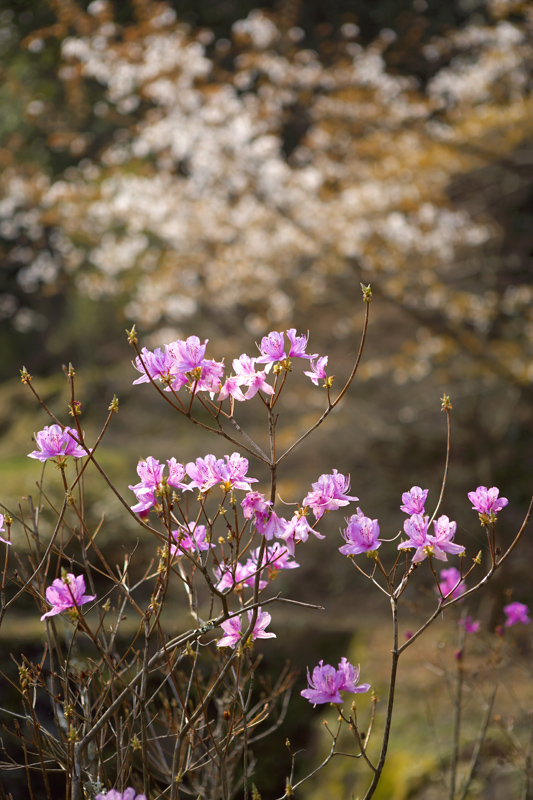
[{"left": 1, "top": 288, "right": 531, "bottom": 799}]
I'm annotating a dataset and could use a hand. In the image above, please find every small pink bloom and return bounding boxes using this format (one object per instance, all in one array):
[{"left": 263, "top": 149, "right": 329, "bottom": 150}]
[
  {"left": 339, "top": 508, "right": 380, "bottom": 556},
  {"left": 504, "top": 601, "right": 530, "bottom": 627},
  {"left": 400, "top": 486, "right": 428, "bottom": 516},
  {"left": 217, "top": 608, "right": 276, "bottom": 648},
  {"left": 459, "top": 616, "right": 480, "bottom": 634},
  {"left": 256, "top": 331, "right": 286, "bottom": 369},
  {"left": 279, "top": 511, "right": 324, "bottom": 556},
  {"left": 96, "top": 790, "right": 147, "bottom": 800},
  {"left": 28, "top": 425, "right": 86, "bottom": 462},
  {"left": 132, "top": 345, "right": 183, "bottom": 390},
  {"left": 304, "top": 355, "right": 329, "bottom": 386},
  {"left": 304, "top": 470, "right": 358, "bottom": 520},
  {"left": 437, "top": 567, "right": 466, "bottom": 600},
  {"left": 301, "top": 658, "right": 370, "bottom": 707},
  {"left": 468, "top": 486, "right": 508, "bottom": 517},
  {"left": 398, "top": 514, "right": 431, "bottom": 563},
  {"left": 0, "top": 513, "right": 10, "bottom": 546},
  {"left": 41, "top": 573, "right": 96, "bottom": 620},
  {"left": 286, "top": 328, "right": 317, "bottom": 360},
  {"left": 169, "top": 336, "right": 209, "bottom": 373},
  {"left": 241, "top": 491, "right": 272, "bottom": 521},
  {"left": 244, "top": 371, "right": 274, "bottom": 399},
  {"left": 214, "top": 560, "right": 266, "bottom": 591},
  {"left": 171, "top": 523, "right": 215, "bottom": 558},
  {"left": 430, "top": 515, "right": 465, "bottom": 561},
  {"left": 218, "top": 376, "right": 247, "bottom": 403},
  {"left": 166, "top": 458, "right": 189, "bottom": 491}
]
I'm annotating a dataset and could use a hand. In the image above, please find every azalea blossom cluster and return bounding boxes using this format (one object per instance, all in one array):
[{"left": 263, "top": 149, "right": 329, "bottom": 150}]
[
  {"left": 397, "top": 486, "right": 465, "bottom": 563},
  {"left": 25, "top": 356, "right": 516, "bottom": 730},
  {"left": 132, "top": 329, "right": 327, "bottom": 401},
  {"left": 301, "top": 657, "right": 371, "bottom": 707}
]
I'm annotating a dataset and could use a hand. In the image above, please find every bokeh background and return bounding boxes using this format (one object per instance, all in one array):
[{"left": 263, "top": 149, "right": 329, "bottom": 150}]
[{"left": 1, "top": 0, "right": 533, "bottom": 797}]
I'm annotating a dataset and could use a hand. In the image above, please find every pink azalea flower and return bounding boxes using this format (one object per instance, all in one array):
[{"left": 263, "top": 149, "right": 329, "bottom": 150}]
[
  {"left": 95, "top": 790, "right": 147, "bottom": 800},
  {"left": 437, "top": 567, "right": 466, "bottom": 600},
  {"left": 400, "top": 486, "right": 428, "bottom": 516},
  {"left": 261, "top": 510, "right": 287, "bottom": 541},
  {"left": 279, "top": 511, "right": 324, "bottom": 556},
  {"left": 217, "top": 375, "right": 247, "bottom": 403},
  {"left": 303, "top": 470, "right": 359, "bottom": 520},
  {"left": 129, "top": 457, "right": 190, "bottom": 514},
  {"left": 241, "top": 491, "right": 272, "bottom": 521},
  {"left": 286, "top": 328, "right": 317, "bottom": 360},
  {"left": 304, "top": 356, "right": 329, "bottom": 386},
  {"left": 301, "top": 657, "right": 370, "bottom": 707},
  {"left": 232, "top": 354, "right": 258, "bottom": 381},
  {"left": 430, "top": 515, "right": 465, "bottom": 561},
  {"left": 214, "top": 560, "right": 267, "bottom": 591},
  {"left": 169, "top": 336, "right": 209, "bottom": 373},
  {"left": 193, "top": 359, "right": 225, "bottom": 394},
  {"left": 339, "top": 509, "right": 380, "bottom": 555},
  {"left": 217, "top": 608, "right": 276, "bottom": 648},
  {"left": 243, "top": 371, "right": 274, "bottom": 400},
  {"left": 504, "top": 601, "right": 530, "bottom": 627},
  {"left": 468, "top": 486, "right": 508, "bottom": 517},
  {"left": 248, "top": 543, "right": 300, "bottom": 575},
  {"left": 186, "top": 454, "right": 226, "bottom": 492},
  {"left": 219, "top": 453, "right": 258, "bottom": 491},
  {"left": 256, "top": 331, "right": 287, "bottom": 370},
  {"left": 0, "top": 514, "right": 11, "bottom": 547},
  {"left": 399, "top": 514, "right": 464, "bottom": 563},
  {"left": 398, "top": 514, "right": 431, "bottom": 563},
  {"left": 41, "top": 573, "right": 96, "bottom": 620},
  {"left": 459, "top": 616, "right": 480, "bottom": 634},
  {"left": 166, "top": 458, "right": 189, "bottom": 491},
  {"left": 28, "top": 424, "right": 86, "bottom": 462},
  {"left": 132, "top": 345, "right": 185, "bottom": 391},
  {"left": 171, "top": 523, "right": 215, "bottom": 558}
]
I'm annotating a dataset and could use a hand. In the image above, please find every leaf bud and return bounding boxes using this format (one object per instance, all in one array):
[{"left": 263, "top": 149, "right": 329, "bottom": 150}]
[
  {"left": 20, "top": 366, "right": 32, "bottom": 384},
  {"left": 126, "top": 325, "right": 138, "bottom": 344},
  {"left": 360, "top": 283, "right": 373, "bottom": 303}
]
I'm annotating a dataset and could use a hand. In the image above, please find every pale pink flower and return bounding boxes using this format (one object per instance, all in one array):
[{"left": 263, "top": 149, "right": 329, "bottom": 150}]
[
  {"left": 0, "top": 513, "right": 10, "bottom": 547},
  {"left": 301, "top": 657, "right": 370, "bottom": 706},
  {"left": 437, "top": 567, "right": 466, "bottom": 600},
  {"left": 286, "top": 328, "right": 317, "bottom": 360},
  {"left": 28, "top": 425, "right": 86, "bottom": 462},
  {"left": 41, "top": 573, "right": 96, "bottom": 620},
  {"left": 459, "top": 616, "right": 480, "bottom": 633},
  {"left": 400, "top": 486, "right": 428, "bottom": 515},
  {"left": 95, "top": 789, "right": 146, "bottom": 800},
  {"left": 339, "top": 509, "right": 380, "bottom": 555},
  {"left": 304, "top": 356, "right": 329, "bottom": 385},
  {"left": 256, "top": 331, "right": 286, "bottom": 369},
  {"left": 171, "top": 523, "right": 215, "bottom": 558},
  {"left": 504, "top": 601, "right": 530, "bottom": 627},
  {"left": 304, "top": 470, "right": 358, "bottom": 520},
  {"left": 217, "top": 608, "right": 276, "bottom": 648},
  {"left": 468, "top": 486, "right": 508, "bottom": 517}
]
